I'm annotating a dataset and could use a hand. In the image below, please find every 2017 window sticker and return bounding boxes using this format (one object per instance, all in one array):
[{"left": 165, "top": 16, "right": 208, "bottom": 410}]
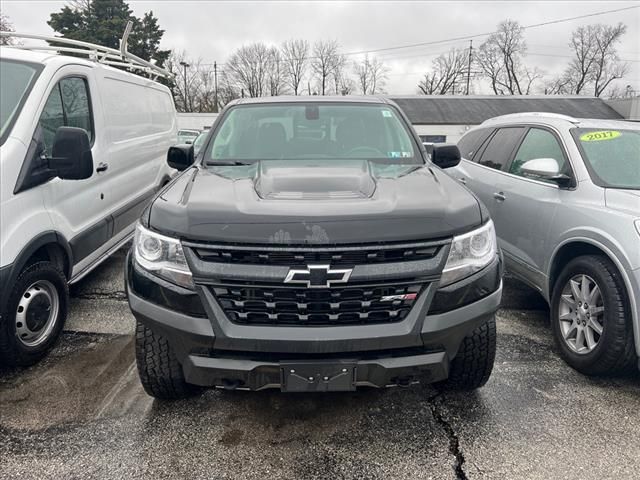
[{"left": 580, "top": 131, "right": 621, "bottom": 142}]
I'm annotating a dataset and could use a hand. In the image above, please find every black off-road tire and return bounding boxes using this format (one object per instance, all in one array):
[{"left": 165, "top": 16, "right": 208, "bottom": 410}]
[
  {"left": 550, "top": 255, "right": 635, "bottom": 376},
  {"left": 0, "top": 261, "right": 68, "bottom": 367},
  {"left": 135, "top": 321, "right": 202, "bottom": 400},
  {"left": 440, "top": 316, "right": 497, "bottom": 391}
]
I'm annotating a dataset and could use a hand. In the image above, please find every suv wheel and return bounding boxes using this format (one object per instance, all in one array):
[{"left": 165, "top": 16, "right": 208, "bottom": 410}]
[
  {"left": 439, "top": 316, "right": 497, "bottom": 391},
  {"left": 551, "top": 255, "right": 635, "bottom": 375},
  {"left": 0, "top": 261, "right": 68, "bottom": 367},
  {"left": 135, "top": 321, "right": 202, "bottom": 400}
]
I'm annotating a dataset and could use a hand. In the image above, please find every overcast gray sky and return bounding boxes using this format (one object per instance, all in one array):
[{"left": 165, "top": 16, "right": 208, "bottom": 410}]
[{"left": 2, "top": 0, "right": 639, "bottom": 95}]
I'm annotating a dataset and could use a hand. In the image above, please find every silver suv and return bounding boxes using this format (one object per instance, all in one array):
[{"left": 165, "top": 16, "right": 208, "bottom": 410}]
[{"left": 448, "top": 113, "right": 639, "bottom": 375}]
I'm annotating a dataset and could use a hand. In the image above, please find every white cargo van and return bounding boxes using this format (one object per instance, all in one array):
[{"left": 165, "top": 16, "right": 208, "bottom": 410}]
[{"left": 0, "top": 31, "right": 177, "bottom": 366}]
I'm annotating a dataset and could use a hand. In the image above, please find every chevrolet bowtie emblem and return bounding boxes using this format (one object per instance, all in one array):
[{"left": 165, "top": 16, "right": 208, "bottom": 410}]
[{"left": 284, "top": 265, "right": 353, "bottom": 288}]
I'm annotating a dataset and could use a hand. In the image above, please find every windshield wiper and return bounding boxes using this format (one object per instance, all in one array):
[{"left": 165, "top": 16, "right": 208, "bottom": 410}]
[{"left": 205, "top": 161, "right": 253, "bottom": 166}]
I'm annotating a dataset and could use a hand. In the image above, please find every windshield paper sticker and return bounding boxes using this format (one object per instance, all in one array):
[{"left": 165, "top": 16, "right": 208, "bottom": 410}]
[
  {"left": 580, "top": 131, "right": 621, "bottom": 142},
  {"left": 388, "top": 151, "right": 412, "bottom": 158},
  {"left": 382, "top": 110, "right": 393, "bottom": 118}
]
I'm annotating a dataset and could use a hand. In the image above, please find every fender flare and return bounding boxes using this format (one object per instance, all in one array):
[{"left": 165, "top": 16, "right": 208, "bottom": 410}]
[
  {"left": 0, "top": 231, "right": 73, "bottom": 309},
  {"left": 548, "top": 236, "right": 639, "bottom": 356}
]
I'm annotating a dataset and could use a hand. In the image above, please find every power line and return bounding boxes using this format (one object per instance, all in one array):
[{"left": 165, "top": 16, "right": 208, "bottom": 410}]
[{"left": 337, "top": 5, "right": 639, "bottom": 58}]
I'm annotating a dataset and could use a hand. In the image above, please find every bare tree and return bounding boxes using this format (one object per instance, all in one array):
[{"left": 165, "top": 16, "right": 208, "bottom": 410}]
[
  {"left": 353, "top": 55, "right": 389, "bottom": 95},
  {"left": 195, "top": 65, "right": 218, "bottom": 112},
  {"left": 591, "top": 24, "right": 628, "bottom": 97},
  {"left": 476, "top": 20, "right": 538, "bottom": 95},
  {"left": 267, "top": 47, "right": 287, "bottom": 96},
  {"left": 0, "top": 13, "right": 16, "bottom": 45},
  {"left": 166, "top": 50, "right": 219, "bottom": 112},
  {"left": 417, "top": 48, "right": 468, "bottom": 95},
  {"left": 547, "top": 23, "right": 628, "bottom": 97},
  {"left": 311, "top": 40, "right": 341, "bottom": 95},
  {"left": 217, "top": 72, "right": 240, "bottom": 107},
  {"left": 282, "top": 39, "right": 309, "bottom": 95},
  {"left": 67, "top": 0, "right": 91, "bottom": 10},
  {"left": 331, "top": 53, "right": 351, "bottom": 95},
  {"left": 226, "top": 42, "right": 272, "bottom": 98}
]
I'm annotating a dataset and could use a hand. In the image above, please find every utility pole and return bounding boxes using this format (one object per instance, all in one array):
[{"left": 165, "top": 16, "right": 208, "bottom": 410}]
[
  {"left": 213, "top": 61, "right": 218, "bottom": 113},
  {"left": 465, "top": 40, "right": 473, "bottom": 96},
  {"left": 180, "top": 61, "right": 190, "bottom": 112}
]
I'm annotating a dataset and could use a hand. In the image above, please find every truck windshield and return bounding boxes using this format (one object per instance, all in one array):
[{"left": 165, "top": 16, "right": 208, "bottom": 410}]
[
  {"left": 572, "top": 128, "right": 640, "bottom": 190},
  {"left": 205, "top": 103, "right": 421, "bottom": 165},
  {"left": 0, "top": 59, "right": 42, "bottom": 145}
]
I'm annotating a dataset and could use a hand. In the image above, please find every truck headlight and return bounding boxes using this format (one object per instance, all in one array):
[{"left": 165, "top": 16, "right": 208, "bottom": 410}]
[
  {"left": 440, "top": 220, "right": 497, "bottom": 286},
  {"left": 133, "top": 224, "right": 193, "bottom": 288}
]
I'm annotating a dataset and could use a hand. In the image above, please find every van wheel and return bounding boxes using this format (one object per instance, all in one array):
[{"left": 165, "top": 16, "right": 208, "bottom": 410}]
[
  {"left": 0, "top": 262, "right": 68, "bottom": 367},
  {"left": 135, "top": 321, "right": 202, "bottom": 400},
  {"left": 439, "top": 316, "right": 497, "bottom": 391},
  {"left": 551, "top": 255, "right": 635, "bottom": 375}
]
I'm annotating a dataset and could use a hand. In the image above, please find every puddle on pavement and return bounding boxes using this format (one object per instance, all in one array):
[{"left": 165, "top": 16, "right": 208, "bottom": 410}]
[{"left": 0, "top": 333, "right": 152, "bottom": 430}]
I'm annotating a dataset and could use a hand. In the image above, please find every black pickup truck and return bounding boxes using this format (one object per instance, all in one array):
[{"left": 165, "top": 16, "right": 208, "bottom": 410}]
[{"left": 126, "top": 96, "right": 502, "bottom": 399}]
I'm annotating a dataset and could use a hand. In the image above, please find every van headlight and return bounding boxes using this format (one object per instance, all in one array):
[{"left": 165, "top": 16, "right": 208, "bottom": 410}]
[
  {"left": 440, "top": 220, "right": 497, "bottom": 286},
  {"left": 133, "top": 224, "right": 193, "bottom": 288},
  {"left": 635, "top": 220, "right": 640, "bottom": 237}
]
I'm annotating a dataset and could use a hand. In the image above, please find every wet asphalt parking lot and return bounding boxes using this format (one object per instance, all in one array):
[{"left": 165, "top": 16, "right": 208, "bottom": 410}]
[{"left": 1, "top": 246, "right": 639, "bottom": 480}]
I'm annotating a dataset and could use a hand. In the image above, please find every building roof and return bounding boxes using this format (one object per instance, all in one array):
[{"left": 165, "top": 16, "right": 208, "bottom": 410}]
[{"left": 389, "top": 95, "right": 624, "bottom": 125}]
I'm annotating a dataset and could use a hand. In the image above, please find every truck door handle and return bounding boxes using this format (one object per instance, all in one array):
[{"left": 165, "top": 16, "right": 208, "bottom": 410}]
[
  {"left": 458, "top": 177, "right": 467, "bottom": 185},
  {"left": 493, "top": 192, "right": 506, "bottom": 202},
  {"left": 96, "top": 162, "right": 109, "bottom": 173}
]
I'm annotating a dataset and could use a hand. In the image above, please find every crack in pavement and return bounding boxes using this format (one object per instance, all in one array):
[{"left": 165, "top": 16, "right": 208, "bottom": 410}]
[{"left": 427, "top": 393, "right": 468, "bottom": 480}]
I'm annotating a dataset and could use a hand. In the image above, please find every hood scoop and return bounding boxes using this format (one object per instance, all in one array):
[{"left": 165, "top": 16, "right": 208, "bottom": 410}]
[{"left": 254, "top": 160, "right": 377, "bottom": 200}]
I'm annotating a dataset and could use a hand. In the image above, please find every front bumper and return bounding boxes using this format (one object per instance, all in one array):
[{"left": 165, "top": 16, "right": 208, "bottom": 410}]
[{"left": 126, "top": 251, "right": 502, "bottom": 390}]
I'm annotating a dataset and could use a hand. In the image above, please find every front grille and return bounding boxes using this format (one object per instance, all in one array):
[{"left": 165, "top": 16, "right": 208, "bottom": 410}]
[
  {"left": 213, "top": 282, "right": 425, "bottom": 326},
  {"left": 192, "top": 241, "right": 440, "bottom": 267}
]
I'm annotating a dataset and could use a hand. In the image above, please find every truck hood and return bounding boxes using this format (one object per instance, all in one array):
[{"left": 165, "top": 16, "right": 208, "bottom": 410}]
[
  {"left": 605, "top": 188, "right": 640, "bottom": 217},
  {"left": 148, "top": 160, "right": 483, "bottom": 244}
]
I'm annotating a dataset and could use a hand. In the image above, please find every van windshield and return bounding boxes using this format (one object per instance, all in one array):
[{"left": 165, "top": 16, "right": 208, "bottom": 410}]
[
  {"left": 572, "top": 128, "right": 640, "bottom": 190},
  {"left": 205, "top": 103, "right": 421, "bottom": 165},
  {"left": 0, "top": 59, "right": 42, "bottom": 145}
]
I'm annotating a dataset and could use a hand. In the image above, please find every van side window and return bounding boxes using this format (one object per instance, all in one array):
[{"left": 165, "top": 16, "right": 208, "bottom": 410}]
[
  {"left": 37, "top": 77, "right": 93, "bottom": 156},
  {"left": 476, "top": 127, "right": 525, "bottom": 171},
  {"left": 509, "top": 128, "right": 567, "bottom": 179},
  {"left": 59, "top": 77, "right": 93, "bottom": 143},
  {"left": 38, "top": 85, "right": 65, "bottom": 157}
]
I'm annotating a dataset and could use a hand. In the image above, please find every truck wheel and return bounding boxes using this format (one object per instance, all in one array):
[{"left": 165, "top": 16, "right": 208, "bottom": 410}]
[
  {"left": 0, "top": 261, "right": 68, "bottom": 367},
  {"left": 135, "top": 321, "right": 202, "bottom": 400},
  {"left": 440, "top": 316, "right": 497, "bottom": 391},
  {"left": 550, "top": 255, "right": 635, "bottom": 375}
]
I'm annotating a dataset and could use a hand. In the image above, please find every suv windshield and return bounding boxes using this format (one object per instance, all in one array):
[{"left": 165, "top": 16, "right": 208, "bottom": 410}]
[
  {"left": 1, "top": 59, "right": 43, "bottom": 145},
  {"left": 572, "top": 128, "right": 640, "bottom": 190},
  {"left": 205, "top": 103, "right": 421, "bottom": 165}
]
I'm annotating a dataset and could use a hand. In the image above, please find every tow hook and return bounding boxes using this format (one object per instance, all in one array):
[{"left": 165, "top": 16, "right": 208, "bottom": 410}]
[
  {"left": 394, "top": 376, "right": 413, "bottom": 387},
  {"left": 221, "top": 379, "right": 243, "bottom": 390}
]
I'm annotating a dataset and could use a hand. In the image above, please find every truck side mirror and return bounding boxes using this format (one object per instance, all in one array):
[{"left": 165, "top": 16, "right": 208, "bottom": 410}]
[
  {"left": 168, "top": 144, "right": 195, "bottom": 171},
  {"left": 431, "top": 144, "right": 461, "bottom": 169},
  {"left": 50, "top": 127, "right": 94, "bottom": 180}
]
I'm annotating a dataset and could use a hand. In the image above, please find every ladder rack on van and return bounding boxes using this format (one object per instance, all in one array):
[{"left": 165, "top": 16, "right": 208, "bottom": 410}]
[{"left": 0, "top": 21, "right": 173, "bottom": 80}]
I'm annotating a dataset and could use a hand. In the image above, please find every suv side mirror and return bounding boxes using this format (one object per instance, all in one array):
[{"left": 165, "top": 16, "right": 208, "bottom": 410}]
[
  {"left": 520, "top": 158, "right": 572, "bottom": 186},
  {"left": 431, "top": 143, "right": 461, "bottom": 169},
  {"left": 168, "top": 144, "right": 195, "bottom": 171},
  {"left": 50, "top": 127, "right": 94, "bottom": 180}
]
